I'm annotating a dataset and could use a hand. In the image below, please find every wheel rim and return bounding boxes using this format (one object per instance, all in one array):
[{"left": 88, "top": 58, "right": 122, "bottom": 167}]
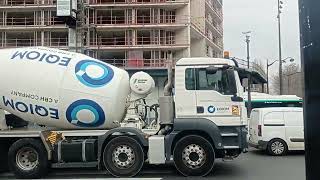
[
  {"left": 16, "top": 147, "right": 39, "bottom": 171},
  {"left": 271, "top": 141, "right": 285, "bottom": 154},
  {"left": 112, "top": 145, "right": 135, "bottom": 169},
  {"left": 182, "top": 144, "right": 206, "bottom": 169}
]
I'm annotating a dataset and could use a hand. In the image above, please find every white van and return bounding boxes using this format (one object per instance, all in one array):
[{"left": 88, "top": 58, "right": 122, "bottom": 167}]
[{"left": 249, "top": 107, "right": 304, "bottom": 156}]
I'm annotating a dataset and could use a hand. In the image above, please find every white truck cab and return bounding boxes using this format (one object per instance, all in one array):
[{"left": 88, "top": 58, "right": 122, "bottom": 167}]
[
  {"left": 175, "top": 58, "right": 247, "bottom": 126},
  {"left": 249, "top": 107, "right": 304, "bottom": 155}
]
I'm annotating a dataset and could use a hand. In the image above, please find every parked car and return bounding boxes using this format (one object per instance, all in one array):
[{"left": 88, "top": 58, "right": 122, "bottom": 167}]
[{"left": 249, "top": 107, "right": 304, "bottom": 156}]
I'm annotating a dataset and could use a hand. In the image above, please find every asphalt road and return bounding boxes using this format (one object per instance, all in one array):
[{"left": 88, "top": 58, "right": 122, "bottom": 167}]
[{"left": 0, "top": 148, "right": 305, "bottom": 180}]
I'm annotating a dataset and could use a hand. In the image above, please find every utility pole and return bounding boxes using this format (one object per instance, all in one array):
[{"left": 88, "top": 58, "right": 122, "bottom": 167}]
[
  {"left": 299, "top": 0, "right": 320, "bottom": 179},
  {"left": 267, "top": 59, "right": 269, "bottom": 94},
  {"left": 278, "top": 0, "right": 283, "bottom": 94},
  {"left": 243, "top": 31, "right": 252, "bottom": 116}
]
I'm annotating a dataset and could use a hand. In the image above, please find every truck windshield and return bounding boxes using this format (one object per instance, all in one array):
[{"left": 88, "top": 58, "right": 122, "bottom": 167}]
[{"left": 185, "top": 68, "right": 236, "bottom": 95}]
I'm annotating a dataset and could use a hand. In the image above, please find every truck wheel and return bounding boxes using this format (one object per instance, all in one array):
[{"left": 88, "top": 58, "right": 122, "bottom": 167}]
[
  {"left": 103, "top": 136, "right": 144, "bottom": 177},
  {"left": 267, "top": 139, "right": 288, "bottom": 156},
  {"left": 8, "top": 138, "right": 48, "bottom": 179},
  {"left": 173, "top": 135, "right": 215, "bottom": 176}
]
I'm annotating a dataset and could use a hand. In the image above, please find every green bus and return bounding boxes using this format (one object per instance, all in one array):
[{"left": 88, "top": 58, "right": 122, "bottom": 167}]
[{"left": 244, "top": 92, "right": 303, "bottom": 109}]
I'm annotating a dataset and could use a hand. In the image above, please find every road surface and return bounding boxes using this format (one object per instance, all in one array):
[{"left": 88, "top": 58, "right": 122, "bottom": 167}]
[{"left": 0, "top": 149, "right": 305, "bottom": 180}]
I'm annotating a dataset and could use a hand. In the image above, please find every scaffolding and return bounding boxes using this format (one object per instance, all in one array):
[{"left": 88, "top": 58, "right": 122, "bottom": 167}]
[
  {"left": 101, "top": 58, "right": 169, "bottom": 69},
  {"left": 1, "top": 17, "right": 64, "bottom": 26},
  {"left": 90, "top": 35, "right": 187, "bottom": 46},
  {"left": 0, "top": 0, "right": 223, "bottom": 69},
  {"left": 87, "top": 0, "right": 188, "bottom": 5},
  {"left": 2, "top": 37, "right": 67, "bottom": 47},
  {"left": 0, "top": 0, "right": 189, "bottom": 6},
  {"left": 205, "top": 0, "right": 223, "bottom": 18},
  {"left": 91, "top": 14, "right": 188, "bottom": 25},
  {"left": 0, "top": 0, "right": 56, "bottom": 6}
]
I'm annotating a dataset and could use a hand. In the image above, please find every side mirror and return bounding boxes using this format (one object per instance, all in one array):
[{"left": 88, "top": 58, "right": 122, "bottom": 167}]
[
  {"left": 242, "top": 78, "right": 249, "bottom": 88},
  {"left": 206, "top": 66, "right": 218, "bottom": 74},
  {"left": 226, "top": 69, "right": 237, "bottom": 95}
]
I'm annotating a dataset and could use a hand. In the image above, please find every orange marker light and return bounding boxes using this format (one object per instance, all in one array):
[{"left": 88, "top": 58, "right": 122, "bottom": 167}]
[{"left": 224, "top": 51, "right": 230, "bottom": 59}]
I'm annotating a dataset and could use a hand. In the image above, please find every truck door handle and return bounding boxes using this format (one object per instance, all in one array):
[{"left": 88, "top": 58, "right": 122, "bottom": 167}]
[{"left": 197, "top": 106, "right": 204, "bottom": 113}]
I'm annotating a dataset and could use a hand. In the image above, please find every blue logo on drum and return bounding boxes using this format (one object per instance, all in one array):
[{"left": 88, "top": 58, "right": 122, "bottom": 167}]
[
  {"left": 66, "top": 99, "right": 105, "bottom": 127},
  {"left": 208, "top": 106, "right": 216, "bottom": 113},
  {"left": 75, "top": 60, "right": 114, "bottom": 88}
]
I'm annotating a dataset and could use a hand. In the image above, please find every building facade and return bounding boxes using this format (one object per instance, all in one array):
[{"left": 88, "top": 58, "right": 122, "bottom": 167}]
[
  {"left": 0, "top": 0, "right": 223, "bottom": 103},
  {"left": 282, "top": 72, "right": 304, "bottom": 98}
]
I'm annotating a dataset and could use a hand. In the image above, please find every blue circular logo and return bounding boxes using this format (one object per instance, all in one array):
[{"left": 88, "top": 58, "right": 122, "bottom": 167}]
[
  {"left": 75, "top": 60, "right": 114, "bottom": 88},
  {"left": 66, "top": 99, "right": 105, "bottom": 127},
  {"left": 208, "top": 106, "right": 216, "bottom": 113}
]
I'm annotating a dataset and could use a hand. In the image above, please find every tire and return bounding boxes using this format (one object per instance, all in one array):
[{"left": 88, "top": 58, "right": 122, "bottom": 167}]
[
  {"left": 8, "top": 138, "right": 48, "bottom": 179},
  {"left": 103, "top": 136, "right": 144, "bottom": 177},
  {"left": 173, "top": 135, "right": 215, "bottom": 177},
  {"left": 267, "top": 139, "right": 288, "bottom": 156}
]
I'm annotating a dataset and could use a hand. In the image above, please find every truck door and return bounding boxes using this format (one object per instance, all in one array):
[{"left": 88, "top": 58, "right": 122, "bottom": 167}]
[
  {"left": 174, "top": 67, "right": 197, "bottom": 117},
  {"left": 194, "top": 67, "right": 242, "bottom": 126}
]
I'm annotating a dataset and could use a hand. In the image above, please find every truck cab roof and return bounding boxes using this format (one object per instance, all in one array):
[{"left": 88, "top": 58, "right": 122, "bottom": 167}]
[{"left": 176, "top": 57, "right": 236, "bottom": 67}]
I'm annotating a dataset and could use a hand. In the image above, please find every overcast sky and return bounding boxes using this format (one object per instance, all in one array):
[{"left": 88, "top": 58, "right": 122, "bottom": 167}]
[{"left": 223, "top": 0, "right": 301, "bottom": 75}]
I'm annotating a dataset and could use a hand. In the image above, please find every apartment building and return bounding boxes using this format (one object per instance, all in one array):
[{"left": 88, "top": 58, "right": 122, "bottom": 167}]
[{"left": 0, "top": 0, "right": 223, "bottom": 103}]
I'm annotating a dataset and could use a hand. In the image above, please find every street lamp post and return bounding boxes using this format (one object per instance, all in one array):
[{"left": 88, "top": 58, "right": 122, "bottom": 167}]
[
  {"left": 243, "top": 31, "right": 252, "bottom": 116},
  {"left": 278, "top": 0, "right": 284, "bottom": 94},
  {"left": 267, "top": 59, "right": 270, "bottom": 94},
  {"left": 245, "top": 35, "right": 250, "bottom": 68}
]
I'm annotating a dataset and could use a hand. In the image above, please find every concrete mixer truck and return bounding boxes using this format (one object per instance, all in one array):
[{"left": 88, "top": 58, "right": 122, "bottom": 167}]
[{"left": 0, "top": 47, "right": 248, "bottom": 178}]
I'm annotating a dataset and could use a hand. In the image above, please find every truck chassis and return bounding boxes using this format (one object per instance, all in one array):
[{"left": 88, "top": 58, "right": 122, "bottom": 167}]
[{"left": 0, "top": 118, "right": 247, "bottom": 178}]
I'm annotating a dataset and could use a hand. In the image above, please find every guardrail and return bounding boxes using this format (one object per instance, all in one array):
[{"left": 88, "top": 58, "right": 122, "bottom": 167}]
[
  {"left": 90, "top": 36, "right": 188, "bottom": 46},
  {"left": 87, "top": 0, "right": 188, "bottom": 5},
  {"left": 91, "top": 15, "right": 188, "bottom": 25},
  {"left": 1, "top": 0, "right": 188, "bottom": 6},
  {"left": 0, "top": 17, "right": 65, "bottom": 26},
  {"left": 2, "top": 37, "right": 68, "bottom": 47},
  {"left": 0, "top": 0, "right": 55, "bottom": 6}
]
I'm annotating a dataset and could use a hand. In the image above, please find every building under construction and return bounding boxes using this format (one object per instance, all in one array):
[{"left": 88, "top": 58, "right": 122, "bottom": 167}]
[{"left": 0, "top": 0, "right": 223, "bottom": 102}]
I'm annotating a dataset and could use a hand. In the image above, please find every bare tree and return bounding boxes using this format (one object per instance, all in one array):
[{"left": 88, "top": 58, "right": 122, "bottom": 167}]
[
  {"left": 251, "top": 59, "right": 267, "bottom": 92},
  {"left": 271, "top": 63, "right": 301, "bottom": 95},
  {"left": 252, "top": 59, "right": 267, "bottom": 76}
]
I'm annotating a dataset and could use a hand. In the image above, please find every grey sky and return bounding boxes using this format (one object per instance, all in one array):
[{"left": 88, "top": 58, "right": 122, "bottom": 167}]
[{"left": 223, "top": 0, "right": 301, "bottom": 75}]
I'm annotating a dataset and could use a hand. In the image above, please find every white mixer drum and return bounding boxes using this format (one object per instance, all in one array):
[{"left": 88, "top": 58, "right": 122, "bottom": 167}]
[{"left": 0, "top": 47, "right": 130, "bottom": 129}]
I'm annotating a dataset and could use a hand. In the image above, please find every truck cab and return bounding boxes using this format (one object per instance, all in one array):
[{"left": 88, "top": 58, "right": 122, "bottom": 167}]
[
  {"left": 174, "top": 58, "right": 247, "bottom": 126},
  {"left": 157, "top": 58, "right": 248, "bottom": 176}
]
